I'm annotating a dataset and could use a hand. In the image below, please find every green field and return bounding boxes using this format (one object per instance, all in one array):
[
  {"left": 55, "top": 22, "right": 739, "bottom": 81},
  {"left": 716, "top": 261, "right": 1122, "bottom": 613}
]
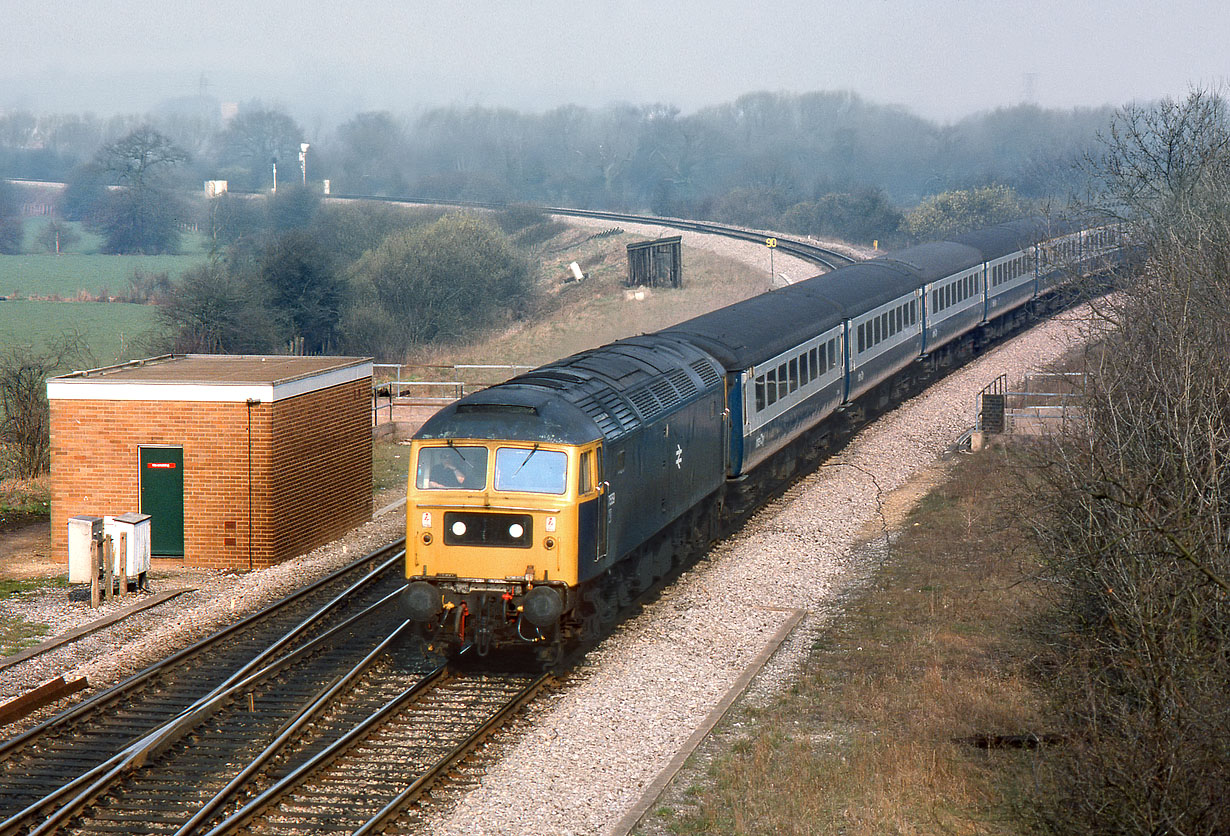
[
  {"left": 0, "top": 254, "right": 211, "bottom": 300},
  {"left": 0, "top": 218, "right": 210, "bottom": 299},
  {"left": 0, "top": 301, "right": 159, "bottom": 365}
]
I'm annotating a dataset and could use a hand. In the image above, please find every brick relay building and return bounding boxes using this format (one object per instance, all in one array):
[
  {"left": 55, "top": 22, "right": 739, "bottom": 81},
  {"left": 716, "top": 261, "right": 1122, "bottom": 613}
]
[{"left": 47, "top": 354, "right": 373, "bottom": 571}]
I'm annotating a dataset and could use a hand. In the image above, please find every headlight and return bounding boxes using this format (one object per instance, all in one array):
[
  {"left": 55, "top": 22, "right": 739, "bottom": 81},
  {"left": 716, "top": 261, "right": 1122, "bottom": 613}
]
[
  {"left": 508, "top": 523, "right": 524, "bottom": 538},
  {"left": 451, "top": 520, "right": 467, "bottom": 536}
]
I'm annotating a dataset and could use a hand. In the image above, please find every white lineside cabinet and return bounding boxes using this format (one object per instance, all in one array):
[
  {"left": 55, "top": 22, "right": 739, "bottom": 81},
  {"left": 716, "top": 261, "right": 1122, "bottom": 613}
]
[
  {"left": 68, "top": 515, "right": 103, "bottom": 583},
  {"left": 104, "top": 513, "right": 152, "bottom": 578}
]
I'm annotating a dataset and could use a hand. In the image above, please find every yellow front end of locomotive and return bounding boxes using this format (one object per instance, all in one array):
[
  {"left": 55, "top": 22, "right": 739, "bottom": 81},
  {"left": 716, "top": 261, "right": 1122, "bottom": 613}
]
[{"left": 405, "top": 439, "right": 603, "bottom": 588}]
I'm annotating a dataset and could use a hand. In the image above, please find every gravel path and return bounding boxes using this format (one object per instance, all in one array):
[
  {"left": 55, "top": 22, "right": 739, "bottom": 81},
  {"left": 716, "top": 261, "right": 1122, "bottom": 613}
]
[{"left": 418, "top": 303, "right": 1102, "bottom": 836}]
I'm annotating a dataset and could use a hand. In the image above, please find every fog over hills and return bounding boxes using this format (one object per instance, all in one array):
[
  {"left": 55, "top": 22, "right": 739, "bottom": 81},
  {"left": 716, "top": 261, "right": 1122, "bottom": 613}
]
[{"left": 4, "top": 0, "right": 1228, "bottom": 125}]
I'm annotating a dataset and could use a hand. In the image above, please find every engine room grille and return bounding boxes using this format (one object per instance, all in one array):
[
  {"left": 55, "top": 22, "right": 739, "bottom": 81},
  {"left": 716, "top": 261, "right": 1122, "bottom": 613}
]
[
  {"left": 574, "top": 389, "right": 639, "bottom": 440},
  {"left": 626, "top": 366, "right": 706, "bottom": 422},
  {"left": 690, "top": 359, "right": 723, "bottom": 389}
]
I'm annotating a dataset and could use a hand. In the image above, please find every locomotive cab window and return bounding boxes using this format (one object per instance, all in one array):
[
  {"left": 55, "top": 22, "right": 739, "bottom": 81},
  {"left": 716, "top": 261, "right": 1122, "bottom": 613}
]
[
  {"left": 494, "top": 447, "right": 568, "bottom": 494},
  {"left": 417, "top": 446, "right": 488, "bottom": 490}
]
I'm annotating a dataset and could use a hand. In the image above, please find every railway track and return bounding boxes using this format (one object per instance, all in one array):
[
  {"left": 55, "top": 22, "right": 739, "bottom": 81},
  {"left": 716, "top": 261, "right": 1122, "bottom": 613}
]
[
  {"left": 536, "top": 206, "right": 857, "bottom": 271},
  {"left": 328, "top": 192, "right": 858, "bottom": 271},
  {"left": 0, "top": 540, "right": 409, "bottom": 830},
  {"left": 197, "top": 663, "right": 548, "bottom": 836},
  {"left": 0, "top": 536, "right": 552, "bottom": 836}
]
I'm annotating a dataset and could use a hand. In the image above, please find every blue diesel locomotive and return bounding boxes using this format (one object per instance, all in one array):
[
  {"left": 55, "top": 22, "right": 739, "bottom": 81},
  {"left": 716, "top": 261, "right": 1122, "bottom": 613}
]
[{"left": 400, "top": 217, "right": 1125, "bottom": 659}]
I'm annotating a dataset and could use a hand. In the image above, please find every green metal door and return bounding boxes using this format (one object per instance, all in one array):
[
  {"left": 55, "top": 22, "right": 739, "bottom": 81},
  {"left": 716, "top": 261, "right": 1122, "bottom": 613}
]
[{"left": 140, "top": 446, "right": 184, "bottom": 557}]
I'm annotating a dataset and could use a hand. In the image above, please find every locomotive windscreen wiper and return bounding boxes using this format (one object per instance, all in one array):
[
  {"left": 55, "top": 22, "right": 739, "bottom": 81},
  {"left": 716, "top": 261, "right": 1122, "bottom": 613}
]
[
  {"left": 510, "top": 443, "right": 539, "bottom": 478},
  {"left": 446, "top": 439, "right": 471, "bottom": 464}
]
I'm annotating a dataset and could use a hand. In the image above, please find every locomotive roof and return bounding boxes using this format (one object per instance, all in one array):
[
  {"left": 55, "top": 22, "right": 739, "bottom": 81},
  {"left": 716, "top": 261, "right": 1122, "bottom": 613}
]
[
  {"left": 415, "top": 385, "right": 603, "bottom": 445},
  {"left": 415, "top": 334, "right": 724, "bottom": 444}
]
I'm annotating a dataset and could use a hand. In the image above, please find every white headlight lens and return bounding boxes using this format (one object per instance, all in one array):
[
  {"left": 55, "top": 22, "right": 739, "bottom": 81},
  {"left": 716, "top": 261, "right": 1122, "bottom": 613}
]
[
  {"left": 451, "top": 521, "right": 467, "bottom": 536},
  {"left": 508, "top": 523, "right": 525, "bottom": 538}
]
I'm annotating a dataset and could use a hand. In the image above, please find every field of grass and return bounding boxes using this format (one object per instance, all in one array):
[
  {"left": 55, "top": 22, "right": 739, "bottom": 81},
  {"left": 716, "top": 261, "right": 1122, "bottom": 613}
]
[
  {"left": 643, "top": 448, "right": 1046, "bottom": 836},
  {"left": 0, "top": 301, "right": 159, "bottom": 365},
  {"left": 0, "top": 217, "right": 210, "bottom": 299}
]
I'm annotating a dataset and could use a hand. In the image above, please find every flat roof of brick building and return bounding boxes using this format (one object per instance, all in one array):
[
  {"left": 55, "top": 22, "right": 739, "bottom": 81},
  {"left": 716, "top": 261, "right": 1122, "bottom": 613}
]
[{"left": 48, "top": 354, "right": 373, "bottom": 403}]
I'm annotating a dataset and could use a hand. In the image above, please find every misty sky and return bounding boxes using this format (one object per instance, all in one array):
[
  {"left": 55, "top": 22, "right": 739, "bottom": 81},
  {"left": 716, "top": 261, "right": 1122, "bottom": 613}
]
[{"left": 3, "top": 0, "right": 1227, "bottom": 126}]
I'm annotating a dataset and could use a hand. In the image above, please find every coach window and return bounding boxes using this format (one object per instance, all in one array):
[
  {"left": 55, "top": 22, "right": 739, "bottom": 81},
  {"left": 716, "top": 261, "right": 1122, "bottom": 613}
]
[
  {"left": 808, "top": 347, "right": 818, "bottom": 380},
  {"left": 777, "top": 364, "right": 787, "bottom": 398},
  {"left": 765, "top": 368, "right": 777, "bottom": 407},
  {"left": 789, "top": 357, "right": 799, "bottom": 392},
  {"left": 755, "top": 376, "right": 766, "bottom": 412},
  {"left": 857, "top": 323, "right": 866, "bottom": 353}
]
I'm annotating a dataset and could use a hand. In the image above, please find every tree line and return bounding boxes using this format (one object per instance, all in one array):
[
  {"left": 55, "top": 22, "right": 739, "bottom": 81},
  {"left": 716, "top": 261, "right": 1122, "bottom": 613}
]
[
  {"left": 0, "top": 91, "right": 1113, "bottom": 248},
  {"left": 155, "top": 194, "right": 536, "bottom": 360}
]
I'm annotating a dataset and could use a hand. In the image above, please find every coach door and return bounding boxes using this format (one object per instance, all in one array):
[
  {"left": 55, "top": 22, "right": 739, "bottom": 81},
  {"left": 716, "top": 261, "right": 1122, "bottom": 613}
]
[{"left": 140, "top": 446, "right": 184, "bottom": 557}]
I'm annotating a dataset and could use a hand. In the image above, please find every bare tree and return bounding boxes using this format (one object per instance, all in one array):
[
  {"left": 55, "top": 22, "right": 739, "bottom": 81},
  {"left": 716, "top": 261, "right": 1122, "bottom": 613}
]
[
  {"left": 1025, "top": 88, "right": 1230, "bottom": 836},
  {"left": 0, "top": 337, "right": 88, "bottom": 478},
  {"left": 93, "top": 125, "right": 189, "bottom": 254}
]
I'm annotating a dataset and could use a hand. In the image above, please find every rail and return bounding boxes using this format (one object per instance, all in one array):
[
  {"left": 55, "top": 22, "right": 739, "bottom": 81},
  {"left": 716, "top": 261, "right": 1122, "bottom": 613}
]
[{"left": 0, "top": 542, "right": 406, "bottom": 830}]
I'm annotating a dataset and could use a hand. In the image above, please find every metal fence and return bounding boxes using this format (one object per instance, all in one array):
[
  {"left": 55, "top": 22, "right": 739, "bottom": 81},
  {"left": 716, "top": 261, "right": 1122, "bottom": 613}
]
[
  {"left": 977, "top": 372, "right": 1087, "bottom": 438},
  {"left": 371, "top": 363, "right": 534, "bottom": 425}
]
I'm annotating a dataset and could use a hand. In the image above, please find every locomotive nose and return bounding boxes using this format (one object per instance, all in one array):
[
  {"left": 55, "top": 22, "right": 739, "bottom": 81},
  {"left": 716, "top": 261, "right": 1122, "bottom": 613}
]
[{"left": 402, "top": 581, "right": 442, "bottom": 622}]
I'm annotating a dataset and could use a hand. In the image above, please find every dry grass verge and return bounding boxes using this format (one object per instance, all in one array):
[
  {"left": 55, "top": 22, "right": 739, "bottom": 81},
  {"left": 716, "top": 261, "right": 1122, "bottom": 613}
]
[
  {"left": 644, "top": 447, "right": 1047, "bottom": 836},
  {"left": 404, "top": 231, "right": 768, "bottom": 368}
]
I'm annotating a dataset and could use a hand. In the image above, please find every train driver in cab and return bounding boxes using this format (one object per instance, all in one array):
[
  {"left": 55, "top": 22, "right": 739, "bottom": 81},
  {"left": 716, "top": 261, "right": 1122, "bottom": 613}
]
[{"left": 418, "top": 447, "right": 486, "bottom": 490}]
